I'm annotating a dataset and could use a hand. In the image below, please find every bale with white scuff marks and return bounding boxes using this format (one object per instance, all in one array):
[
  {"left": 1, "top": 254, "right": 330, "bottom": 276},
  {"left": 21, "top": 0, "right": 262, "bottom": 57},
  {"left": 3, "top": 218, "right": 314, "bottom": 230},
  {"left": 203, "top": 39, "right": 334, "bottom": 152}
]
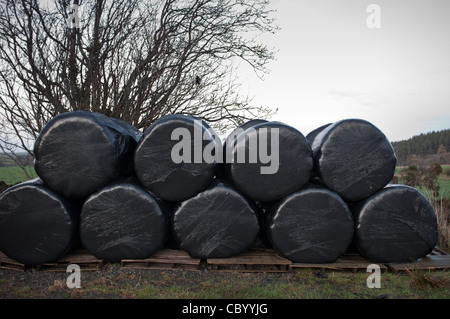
[
  {"left": 310, "top": 118, "right": 397, "bottom": 201},
  {"left": 351, "top": 184, "right": 438, "bottom": 263},
  {"left": 171, "top": 180, "right": 260, "bottom": 258},
  {"left": 265, "top": 185, "right": 354, "bottom": 263},
  {"left": 225, "top": 121, "right": 313, "bottom": 202},
  {"left": 134, "top": 114, "right": 219, "bottom": 202},
  {"left": 34, "top": 111, "right": 141, "bottom": 199},
  {"left": 80, "top": 180, "right": 169, "bottom": 262},
  {"left": 0, "top": 179, "right": 79, "bottom": 266}
]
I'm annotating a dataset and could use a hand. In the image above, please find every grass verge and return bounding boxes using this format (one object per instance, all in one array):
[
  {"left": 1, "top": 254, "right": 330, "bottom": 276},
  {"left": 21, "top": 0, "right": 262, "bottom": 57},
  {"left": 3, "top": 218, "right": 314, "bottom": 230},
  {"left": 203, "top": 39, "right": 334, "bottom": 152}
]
[
  {"left": 1, "top": 267, "right": 449, "bottom": 299},
  {"left": 0, "top": 166, "right": 36, "bottom": 186}
]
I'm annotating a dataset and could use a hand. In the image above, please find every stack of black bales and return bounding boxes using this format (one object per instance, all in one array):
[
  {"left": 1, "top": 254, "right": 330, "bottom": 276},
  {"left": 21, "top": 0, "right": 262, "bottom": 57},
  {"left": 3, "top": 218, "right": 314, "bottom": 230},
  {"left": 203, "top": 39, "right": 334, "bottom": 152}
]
[
  {"left": 0, "top": 111, "right": 438, "bottom": 266},
  {"left": 0, "top": 111, "right": 163, "bottom": 265},
  {"left": 271, "top": 118, "right": 437, "bottom": 263}
]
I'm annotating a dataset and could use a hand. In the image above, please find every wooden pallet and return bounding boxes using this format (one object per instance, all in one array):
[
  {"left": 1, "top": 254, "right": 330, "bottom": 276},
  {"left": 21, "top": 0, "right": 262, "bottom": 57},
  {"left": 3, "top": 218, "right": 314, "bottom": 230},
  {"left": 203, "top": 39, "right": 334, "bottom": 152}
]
[
  {"left": 2, "top": 246, "right": 449, "bottom": 273},
  {"left": 121, "top": 249, "right": 201, "bottom": 271},
  {"left": 386, "top": 247, "right": 450, "bottom": 273},
  {"left": 429, "top": 246, "right": 449, "bottom": 256},
  {"left": 37, "top": 248, "right": 105, "bottom": 272},
  {"left": 290, "top": 253, "right": 389, "bottom": 273},
  {"left": 207, "top": 248, "right": 292, "bottom": 272},
  {"left": 0, "top": 251, "right": 27, "bottom": 271},
  {"left": 387, "top": 255, "right": 450, "bottom": 273},
  {"left": 0, "top": 248, "right": 104, "bottom": 272}
]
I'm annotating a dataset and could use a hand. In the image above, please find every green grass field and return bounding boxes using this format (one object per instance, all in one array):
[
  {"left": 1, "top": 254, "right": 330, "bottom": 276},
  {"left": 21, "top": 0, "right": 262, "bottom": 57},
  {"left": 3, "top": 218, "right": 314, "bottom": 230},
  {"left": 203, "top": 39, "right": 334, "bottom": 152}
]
[
  {"left": 0, "top": 166, "right": 36, "bottom": 186},
  {"left": 395, "top": 165, "right": 450, "bottom": 200},
  {"left": 395, "top": 165, "right": 450, "bottom": 174},
  {"left": 437, "top": 179, "right": 450, "bottom": 200}
]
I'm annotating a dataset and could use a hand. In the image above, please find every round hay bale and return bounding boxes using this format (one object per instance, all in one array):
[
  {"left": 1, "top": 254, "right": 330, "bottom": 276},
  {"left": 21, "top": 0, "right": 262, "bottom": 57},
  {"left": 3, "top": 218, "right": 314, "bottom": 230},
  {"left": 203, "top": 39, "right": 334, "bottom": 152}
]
[
  {"left": 80, "top": 180, "right": 169, "bottom": 262},
  {"left": 171, "top": 181, "right": 260, "bottom": 258},
  {"left": 305, "top": 123, "right": 332, "bottom": 144},
  {"left": 305, "top": 123, "right": 332, "bottom": 183},
  {"left": 34, "top": 111, "right": 141, "bottom": 199},
  {"left": 0, "top": 179, "right": 79, "bottom": 266},
  {"left": 223, "top": 119, "right": 268, "bottom": 156},
  {"left": 217, "top": 119, "right": 268, "bottom": 179},
  {"left": 311, "top": 118, "right": 397, "bottom": 201},
  {"left": 265, "top": 186, "right": 354, "bottom": 263},
  {"left": 352, "top": 184, "right": 438, "bottom": 263},
  {"left": 134, "top": 114, "right": 219, "bottom": 202},
  {"left": 225, "top": 121, "right": 313, "bottom": 202}
]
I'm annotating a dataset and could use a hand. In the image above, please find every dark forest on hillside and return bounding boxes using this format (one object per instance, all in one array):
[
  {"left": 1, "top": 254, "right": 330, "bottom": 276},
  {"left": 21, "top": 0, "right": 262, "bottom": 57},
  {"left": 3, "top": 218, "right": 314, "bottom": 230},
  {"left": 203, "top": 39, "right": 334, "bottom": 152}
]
[{"left": 392, "top": 129, "right": 450, "bottom": 166}]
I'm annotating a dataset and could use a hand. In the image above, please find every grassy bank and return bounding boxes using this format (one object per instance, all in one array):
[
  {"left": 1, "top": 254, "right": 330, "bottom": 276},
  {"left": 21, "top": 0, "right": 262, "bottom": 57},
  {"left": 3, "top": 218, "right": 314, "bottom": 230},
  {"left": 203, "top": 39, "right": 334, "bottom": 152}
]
[
  {"left": 0, "top": 166, "right": 36, "bottom": 186},
  {"left": 1, "top": 266, "right": 449, "bottom": 299},
  {"left": 395, "top": 165, "right": 450, "bottom": 200}
]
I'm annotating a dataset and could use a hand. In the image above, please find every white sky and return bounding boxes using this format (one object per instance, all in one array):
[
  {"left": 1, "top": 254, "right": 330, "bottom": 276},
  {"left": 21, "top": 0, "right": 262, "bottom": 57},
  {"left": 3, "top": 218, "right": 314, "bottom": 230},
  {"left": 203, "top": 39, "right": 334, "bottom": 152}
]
[{"left": 237, "top": 0, "right": 450, "bottom": 142}]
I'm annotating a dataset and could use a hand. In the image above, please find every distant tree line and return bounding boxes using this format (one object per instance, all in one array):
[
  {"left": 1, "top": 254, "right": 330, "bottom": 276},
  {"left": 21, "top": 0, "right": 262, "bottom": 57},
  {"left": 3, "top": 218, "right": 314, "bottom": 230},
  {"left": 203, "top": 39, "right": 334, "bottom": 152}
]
[
  {"left": 392, "top": 129, "right": 450, "bottom": 166},
  {"left": 0, "top": 153, "right": 34, "bottom": 167}
]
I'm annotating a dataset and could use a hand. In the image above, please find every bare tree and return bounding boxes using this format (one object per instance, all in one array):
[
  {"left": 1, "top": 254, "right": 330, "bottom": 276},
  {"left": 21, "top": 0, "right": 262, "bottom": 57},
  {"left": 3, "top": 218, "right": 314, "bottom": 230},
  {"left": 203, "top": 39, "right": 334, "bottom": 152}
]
[{"left": 0, "top": 0, "right": 278, "bottom": 160}]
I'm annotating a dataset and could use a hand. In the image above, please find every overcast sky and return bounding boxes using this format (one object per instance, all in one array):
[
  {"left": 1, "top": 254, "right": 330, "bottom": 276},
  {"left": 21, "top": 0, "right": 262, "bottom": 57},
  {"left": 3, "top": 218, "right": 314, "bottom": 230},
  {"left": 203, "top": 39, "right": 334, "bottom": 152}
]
[{"left": 238, "top": 0, "right": 450, "bottom": 142}]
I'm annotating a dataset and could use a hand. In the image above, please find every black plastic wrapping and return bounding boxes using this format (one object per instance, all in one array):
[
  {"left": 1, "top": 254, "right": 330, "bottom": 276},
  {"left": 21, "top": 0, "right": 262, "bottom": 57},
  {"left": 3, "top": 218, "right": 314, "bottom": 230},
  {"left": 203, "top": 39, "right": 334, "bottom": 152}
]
[
  {"left": 171, "top": 180, "right": 260, "bottom": 259},
  {"left": 351, "top": 184, "right": 438, "bottom": 263},
  {"left": 223, "top": 119, "right": 268, "bottom": 154},
  {"left": 265, "top": 185, "right": 354, "bottom": 263},
  {"left": 310, "top": 118, "right": 397, "bottom": 202},
  {"left": 217, "top": 119, "right": 268, "bottom": 179},
  {"left": 34, "top": 111, "right": 142, "bottom": 199},
  {"left": 134, "top": 114, "right": 219, "bottom": 202},
  {"left": 0, "top": 178, "right": 79, "bottom": 266},
  {"left": 305, "top": 123, "right": 331, "bottom": 144},
  {"left": 225, "top": 121, "right": 313, "bottom": 202},
  {"left": 306, "top": 123, "right": 332, "bottom": 183},
  {"left": 80, "top": 179, "right": 169, "bottom": 262}
]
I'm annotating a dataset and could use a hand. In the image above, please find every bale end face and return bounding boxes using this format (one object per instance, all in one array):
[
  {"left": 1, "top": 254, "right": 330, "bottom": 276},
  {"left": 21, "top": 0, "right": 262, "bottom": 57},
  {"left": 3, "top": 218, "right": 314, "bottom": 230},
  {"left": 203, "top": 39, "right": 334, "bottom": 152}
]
[
  {"left": 311, "top": 118, "right": 397, "bottom": 201},
  {"left": 171, "top": 181, "right": 260, "bottom": 259},
  {"left": 265, "top": 186, "right": 354, "bottom": 263},
  {"left": 0, "top": 180, "right": 78, "bottom": 266},
  {"left": 352, "top": 185, "right": 438, "bottom": 263},
  {"left": 80, "top": 182, "right": 169, "bottom": 262},
  {"left": 34, "top": 111, "right": 140, "bottom": 199},
  {"left": 225, "top": 121, "right": 313, "bottom": 202},
  {"left": 134, "top": 114, "right": 218, "bottom": 202}
]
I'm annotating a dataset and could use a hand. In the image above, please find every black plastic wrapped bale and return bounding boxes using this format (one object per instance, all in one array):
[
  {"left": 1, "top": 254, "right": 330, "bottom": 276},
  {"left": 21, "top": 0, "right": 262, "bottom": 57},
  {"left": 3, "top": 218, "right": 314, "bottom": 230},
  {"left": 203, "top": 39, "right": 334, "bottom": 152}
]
[
  {"left": 310, "top": 118, "right": 397, "bottom": 202},
  {"left": 351, "top": 184, "right": 438, "bottom": 263},
  {"left": 223, "top": 119, "right": 268, "bottom": 156},
  {"left": 34, "top": 111, "right": 142, "bottom": 199},
  {"left": 109, "top": 117, "right": 144, "bottom": 176},
  {"left": 305, "top": 123, "right": 332, "bottom": 144},
  {"left": 305, "top": 123, "right": 332, "bottom": 183},
  {"left": 0, "top": 179, "right": 79, "bottom": 266},
  {"left": 264, "top": 186, "right": 354, "bottom": 263},
  {"left": 225, "top": 121, "right": 313, "bottom": 202},
  {"left": 134, "top": 114, "right": 219, "bottom": 202},
  {"left": 217, "top": 119, "right": 268, "bottom": 179},
  {"left": 171, "top": 180, "right": 260, "bottom": 258},
  {"left": 80, "top": 180, "right": 169, "bottom": 262}
]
